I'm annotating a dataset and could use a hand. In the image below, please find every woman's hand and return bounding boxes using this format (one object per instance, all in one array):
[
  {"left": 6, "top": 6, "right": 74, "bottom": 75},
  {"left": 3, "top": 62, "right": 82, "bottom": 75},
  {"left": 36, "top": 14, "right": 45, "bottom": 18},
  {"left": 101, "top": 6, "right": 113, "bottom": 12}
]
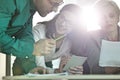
[
  {"left": 105, "top": 67, "right": 120, "bottom": 74},
  {"left": 68, "top": 66, "right": 83, "bottom": 75},
  {"left": 59, "top": 55, "right": 71, "bottom": 72},
  {"left": 33, "top": 39, "right": 56, "bottom": 56}
]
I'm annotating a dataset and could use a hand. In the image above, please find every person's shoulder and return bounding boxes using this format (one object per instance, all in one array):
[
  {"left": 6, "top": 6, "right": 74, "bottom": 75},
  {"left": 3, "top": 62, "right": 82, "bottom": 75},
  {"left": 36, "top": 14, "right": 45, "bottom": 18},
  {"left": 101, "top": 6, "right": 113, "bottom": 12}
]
[
  {"left": 0, "top": 0, "right": 31, "bottom": 12},
  {"left": 33, "top": 22, "right": 46, "bottom": 33},
  {"left": 0, "top": 0, "right": 16, "bottom": 12},
  {"left": 34, "top": 23, "right": 46, "bottom": 29},
  {"left": 0, "top": 0, "right": 14, "bottom": 4}
]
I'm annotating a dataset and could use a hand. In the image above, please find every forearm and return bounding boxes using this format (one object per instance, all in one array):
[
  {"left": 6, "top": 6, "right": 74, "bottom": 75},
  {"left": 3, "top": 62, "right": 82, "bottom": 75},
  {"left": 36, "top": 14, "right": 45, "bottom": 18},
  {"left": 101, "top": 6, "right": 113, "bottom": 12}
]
[
  {"left": 0, "top": 25, "right": 34, "bottom": 58},
  {"left": 0, "top": 0, "right": 35, "bottom": 57},
  {"left": 0, "top": 32, "right": 34, "bottom": 57}
]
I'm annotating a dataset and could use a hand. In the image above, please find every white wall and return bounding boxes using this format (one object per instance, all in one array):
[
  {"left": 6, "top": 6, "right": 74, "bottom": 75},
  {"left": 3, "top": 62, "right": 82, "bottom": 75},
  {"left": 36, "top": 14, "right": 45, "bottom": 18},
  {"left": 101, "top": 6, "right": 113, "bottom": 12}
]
[
  {"left": 0, "top": 53, "right": 6, "bottom": 80},
  {"left": 33, "top": 0, "right": 78, "bottom": 26}
]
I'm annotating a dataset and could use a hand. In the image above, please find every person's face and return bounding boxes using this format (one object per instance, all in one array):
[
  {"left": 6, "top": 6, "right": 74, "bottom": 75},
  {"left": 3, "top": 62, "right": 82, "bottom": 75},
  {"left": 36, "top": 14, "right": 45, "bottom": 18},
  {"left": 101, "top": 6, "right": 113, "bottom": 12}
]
[
  {"left": 98, "top": 5, "right": 119, "bottom": 32},
  {"left": 55, "top": 11, "right": 77, "bottom": 35},
  {"left": 34, "top": 0, "right": 63, "bottom": 17}
]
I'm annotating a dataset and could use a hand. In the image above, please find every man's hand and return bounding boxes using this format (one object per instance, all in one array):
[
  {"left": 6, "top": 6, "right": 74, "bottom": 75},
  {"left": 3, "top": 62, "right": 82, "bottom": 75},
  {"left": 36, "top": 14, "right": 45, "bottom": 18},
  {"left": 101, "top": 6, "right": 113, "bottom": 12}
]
[
  {"left": 33, "top": 39, "right": 56, "bottom": 56},
  {"left": 29, "top": 66, "right": 48, "bottom": 74}
]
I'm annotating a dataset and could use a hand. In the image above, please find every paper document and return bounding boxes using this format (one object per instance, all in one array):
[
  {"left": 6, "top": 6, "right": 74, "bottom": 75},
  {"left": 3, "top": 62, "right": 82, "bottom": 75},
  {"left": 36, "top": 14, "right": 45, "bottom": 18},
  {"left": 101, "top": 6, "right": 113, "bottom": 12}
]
[
  {"left": 99, "top": 40, "right": 120, "bottom": 67},
  {"left": 26, "top": 72, "right": 68, "bottom": 77},
  {"left": 63, "top": 55, "right": 87, "bottom": 71}
]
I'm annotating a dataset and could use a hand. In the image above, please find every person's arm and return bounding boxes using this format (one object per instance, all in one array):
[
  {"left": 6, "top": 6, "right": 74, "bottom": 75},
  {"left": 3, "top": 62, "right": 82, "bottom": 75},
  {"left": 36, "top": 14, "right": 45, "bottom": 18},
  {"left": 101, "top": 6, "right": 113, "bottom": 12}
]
[
  {"left": 0, "top": 0, "right": 34, "bottom": 57},
  {"left": 59, "top": 55, "right": 71, "bottom": 72},
  {"left": 44, "top": 37, "right": 72, "bottom": 62},
  {"left": 32, "top": 23, "right": 56, "bottom": 56},
  {"left": 33, "top": 23, "right": 46, "bottom": 42},
  {"left": 59, "top": 55, "right": 83, "bottom": 74}
]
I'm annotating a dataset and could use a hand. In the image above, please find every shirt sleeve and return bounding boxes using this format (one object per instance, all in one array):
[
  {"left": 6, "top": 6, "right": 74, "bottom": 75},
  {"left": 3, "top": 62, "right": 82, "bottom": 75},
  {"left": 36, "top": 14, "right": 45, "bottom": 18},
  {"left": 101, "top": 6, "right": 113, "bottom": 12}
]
[
  {"left": 35, "top": 56, "right": 47, "bottom": 68},
  {"left": 0, "top": 0, "right": 34, "bottom": 58},
  {"left": 33, "top": 23, "right": 46, "bottom": 42}
]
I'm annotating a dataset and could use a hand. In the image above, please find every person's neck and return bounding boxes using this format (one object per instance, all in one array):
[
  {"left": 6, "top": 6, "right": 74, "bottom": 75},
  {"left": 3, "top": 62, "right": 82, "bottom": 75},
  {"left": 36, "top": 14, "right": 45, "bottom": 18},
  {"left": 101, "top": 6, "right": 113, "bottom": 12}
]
[
  {"left": 32, "top": 0, "right": 37, "bottom": 8},
  {"left": 33, "top": 0, "right": 36, "bottom": 4},
  {"left": 106, "top": 28, "right": 118, "bottom": 41},
  {"left": 30, "top": 0, "right": 36, "bottom": 10}
]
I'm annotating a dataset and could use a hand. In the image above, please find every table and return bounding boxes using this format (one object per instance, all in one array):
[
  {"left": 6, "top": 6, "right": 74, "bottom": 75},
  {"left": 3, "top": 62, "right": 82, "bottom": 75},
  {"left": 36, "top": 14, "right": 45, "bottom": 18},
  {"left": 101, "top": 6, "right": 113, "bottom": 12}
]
[{"left": 3, "top": 75, "right": 120, "bottom": 80}]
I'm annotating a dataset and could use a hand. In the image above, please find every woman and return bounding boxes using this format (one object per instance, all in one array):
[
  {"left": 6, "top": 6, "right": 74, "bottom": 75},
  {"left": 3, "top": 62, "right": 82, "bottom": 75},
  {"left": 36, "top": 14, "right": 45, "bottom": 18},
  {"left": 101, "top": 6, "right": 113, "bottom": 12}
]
[
  {"left": 87, "top": 0, "right": 120, "bottom": 74},
  {"left": 32, "top": 4, "right": 84, "bottom": 74},
  {"left": 13, "top": 4, "right": 83, "bottom": 75}
]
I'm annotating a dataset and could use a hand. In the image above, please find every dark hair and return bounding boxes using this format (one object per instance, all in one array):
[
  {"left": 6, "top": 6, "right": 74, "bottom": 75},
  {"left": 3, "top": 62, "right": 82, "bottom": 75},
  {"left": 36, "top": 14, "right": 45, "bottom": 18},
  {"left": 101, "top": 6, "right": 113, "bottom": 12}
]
[
  {"left": 60, "top": 4, "right": 81, "bottom": 15},
  {"left": 45, "top": 4, "right": 81, "bottom": 38}
]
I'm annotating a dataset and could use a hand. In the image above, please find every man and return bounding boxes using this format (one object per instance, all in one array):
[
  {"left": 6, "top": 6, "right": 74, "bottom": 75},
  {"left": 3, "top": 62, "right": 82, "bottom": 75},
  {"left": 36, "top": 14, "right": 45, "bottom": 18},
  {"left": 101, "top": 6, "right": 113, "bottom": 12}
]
[
  {"left": 0, "top": 0, "right": 63, "bottom": 57},
  {"left": 0, "top": 0, "right": 63, "bottom": 75}
]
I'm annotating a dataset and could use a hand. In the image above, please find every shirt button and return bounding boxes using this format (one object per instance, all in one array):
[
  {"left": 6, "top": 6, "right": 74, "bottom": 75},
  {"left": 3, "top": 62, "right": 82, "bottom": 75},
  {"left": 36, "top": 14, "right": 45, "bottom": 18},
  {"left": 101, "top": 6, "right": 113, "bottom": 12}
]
[
  {"left": 25, "top": 56, "right": 28, "bottom": 58},
  {"left": 12, "top": 36, "right": 15, "bottom": 38}
]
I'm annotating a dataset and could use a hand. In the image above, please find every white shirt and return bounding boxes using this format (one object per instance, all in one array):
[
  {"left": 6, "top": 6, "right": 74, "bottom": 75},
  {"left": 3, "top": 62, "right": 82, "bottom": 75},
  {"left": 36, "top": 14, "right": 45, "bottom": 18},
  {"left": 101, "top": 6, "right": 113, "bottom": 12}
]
[{"left": 33, "top": 23, "right": 72, "bottom": 73}]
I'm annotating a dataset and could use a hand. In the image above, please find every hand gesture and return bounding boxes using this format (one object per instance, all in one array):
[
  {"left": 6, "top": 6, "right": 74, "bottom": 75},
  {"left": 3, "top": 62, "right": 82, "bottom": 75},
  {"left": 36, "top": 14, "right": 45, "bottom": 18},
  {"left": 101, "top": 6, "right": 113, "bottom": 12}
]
[
  {"left": 33, "top": 39, "right": 56, "bottom": 56},
  {"left": 68, "top": 66, "right": 83, "bottom": 75},
  {"left": 29, "top": 66, "right": 48, "bottom": 74},
  {"left": 59, "top": 55, "right": 71, "bottom": 72}
]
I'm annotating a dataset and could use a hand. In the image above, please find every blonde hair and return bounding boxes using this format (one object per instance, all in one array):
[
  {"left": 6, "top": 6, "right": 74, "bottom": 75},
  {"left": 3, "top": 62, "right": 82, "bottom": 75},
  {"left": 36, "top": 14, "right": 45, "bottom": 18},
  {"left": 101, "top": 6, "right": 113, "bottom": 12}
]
[{"left": 94, "top": 0, "right": 120, "bottom": 16}]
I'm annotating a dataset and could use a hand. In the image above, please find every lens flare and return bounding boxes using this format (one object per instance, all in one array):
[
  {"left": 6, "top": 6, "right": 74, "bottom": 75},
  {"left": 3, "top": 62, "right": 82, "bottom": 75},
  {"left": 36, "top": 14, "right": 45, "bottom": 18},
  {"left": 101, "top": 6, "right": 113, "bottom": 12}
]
[{"left": 81, "top": 6, "right": 101, "bottom": 31}]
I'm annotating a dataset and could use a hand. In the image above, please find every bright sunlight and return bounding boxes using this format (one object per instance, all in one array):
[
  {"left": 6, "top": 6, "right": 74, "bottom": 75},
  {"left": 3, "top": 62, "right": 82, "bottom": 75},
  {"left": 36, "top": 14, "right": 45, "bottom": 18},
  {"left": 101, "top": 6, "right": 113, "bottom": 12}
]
[{"left": 81, "top": 6, "right": 101, "bottom": 31}]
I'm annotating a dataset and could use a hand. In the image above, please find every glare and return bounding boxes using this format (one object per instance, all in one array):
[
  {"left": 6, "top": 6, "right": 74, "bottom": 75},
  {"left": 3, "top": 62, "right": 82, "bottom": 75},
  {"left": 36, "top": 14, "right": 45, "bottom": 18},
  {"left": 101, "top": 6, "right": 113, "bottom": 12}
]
[{"left": 81, "top": 6, "right": 101, "bottom": 31}]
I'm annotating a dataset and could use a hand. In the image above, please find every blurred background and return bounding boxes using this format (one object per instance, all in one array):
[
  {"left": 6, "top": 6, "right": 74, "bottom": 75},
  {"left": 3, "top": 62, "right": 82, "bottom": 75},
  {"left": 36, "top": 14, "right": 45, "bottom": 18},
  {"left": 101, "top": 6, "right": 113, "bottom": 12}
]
[{"left": 0, "top": 0, "right": 120, "bottom": 79}]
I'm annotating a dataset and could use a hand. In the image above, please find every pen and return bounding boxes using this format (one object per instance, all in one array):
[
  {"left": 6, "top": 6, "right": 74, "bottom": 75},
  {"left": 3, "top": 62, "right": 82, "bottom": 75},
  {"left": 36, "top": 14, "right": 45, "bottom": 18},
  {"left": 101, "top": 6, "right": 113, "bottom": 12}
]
[{"left": 54, "top": 34, "right": 66, "bottom": 41}]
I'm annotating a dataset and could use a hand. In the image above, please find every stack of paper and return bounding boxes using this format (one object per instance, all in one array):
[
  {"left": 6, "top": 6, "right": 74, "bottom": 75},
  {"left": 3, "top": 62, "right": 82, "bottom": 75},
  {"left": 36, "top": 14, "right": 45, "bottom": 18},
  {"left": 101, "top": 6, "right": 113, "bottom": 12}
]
[
  {"left": 99, "top": 40, "right": 120, "bottom": 67},
  {"left": 26, "top": 72, "right": 68, "bottom": 77}
]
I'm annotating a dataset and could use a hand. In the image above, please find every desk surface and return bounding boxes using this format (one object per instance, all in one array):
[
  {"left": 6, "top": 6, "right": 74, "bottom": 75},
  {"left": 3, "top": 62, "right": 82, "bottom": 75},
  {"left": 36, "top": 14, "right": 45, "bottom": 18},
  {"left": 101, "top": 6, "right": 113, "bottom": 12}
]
[{"left": 3, "top": 75, "right": 120, "bottom": 80}]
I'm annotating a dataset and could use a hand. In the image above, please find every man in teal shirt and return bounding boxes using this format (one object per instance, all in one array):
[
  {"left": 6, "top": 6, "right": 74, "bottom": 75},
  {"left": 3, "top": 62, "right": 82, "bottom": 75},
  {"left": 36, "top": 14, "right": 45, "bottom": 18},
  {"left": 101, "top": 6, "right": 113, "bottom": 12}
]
[
  {"left": 0, "top": 0, "right": 63, "bottom": 57},
  {"left": 0, "top": 0, "right": 63, "bottom": 75}
]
